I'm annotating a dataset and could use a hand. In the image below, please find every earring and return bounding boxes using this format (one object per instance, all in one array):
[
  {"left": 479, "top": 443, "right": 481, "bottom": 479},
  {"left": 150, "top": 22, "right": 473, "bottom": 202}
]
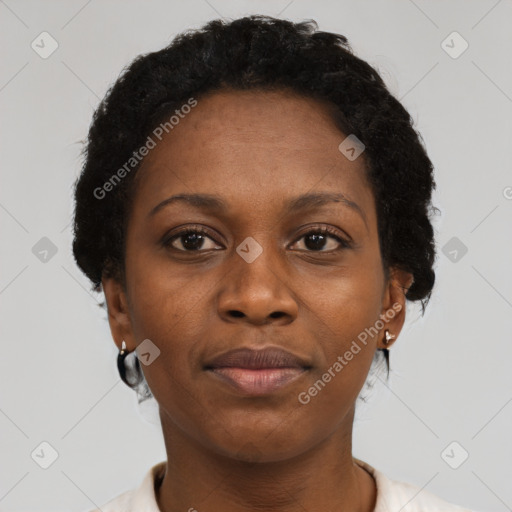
[
  {"left": 383, "top": 329, "right": 395, "bottom": 347},
  {"left": 381, "top": 329, "right": 395, "bottom": 376},
  {"left": 117, "top": 341, "right": 132, "bottom": 387},
  {"left": 117, "top": 340, "right": 145, "bottom": 389}
]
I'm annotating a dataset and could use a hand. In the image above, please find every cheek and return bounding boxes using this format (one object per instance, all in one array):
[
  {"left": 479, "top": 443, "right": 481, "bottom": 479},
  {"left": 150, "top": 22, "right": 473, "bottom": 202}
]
[
  {"left": 306, "top": 257, "right": 384, "bottom": 333},
  {"left": 125, "top": 247, "right": 205, "bottom": 335},
  {"left": 123, "top": 255, "right": 215, "bottom": 395},
  {"left": 300, "top": 262, "right": 384, "bottom": 397}
]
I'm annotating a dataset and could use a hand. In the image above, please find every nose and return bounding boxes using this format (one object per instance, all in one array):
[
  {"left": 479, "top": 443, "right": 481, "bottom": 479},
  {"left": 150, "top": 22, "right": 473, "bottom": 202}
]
[{"left": 216, "top": 245, "right": 298, "bottom": 326}]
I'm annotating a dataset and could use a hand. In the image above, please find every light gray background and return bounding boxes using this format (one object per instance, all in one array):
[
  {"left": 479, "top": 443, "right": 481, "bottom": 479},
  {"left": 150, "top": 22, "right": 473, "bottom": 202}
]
[{"left": 1, "top": 1, "right": 511, "bottom": 511}]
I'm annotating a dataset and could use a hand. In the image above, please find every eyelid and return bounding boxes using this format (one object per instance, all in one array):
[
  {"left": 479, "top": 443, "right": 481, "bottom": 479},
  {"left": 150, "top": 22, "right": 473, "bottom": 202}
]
[
  {"left": 162, "top": 225, "right": 223, "bottom": 249},
  {"left": 291, "top": 225, "right": 352, "bottom": 250},
  {"left": 293, "top": 224, "right": 351, "bottom": 243}
]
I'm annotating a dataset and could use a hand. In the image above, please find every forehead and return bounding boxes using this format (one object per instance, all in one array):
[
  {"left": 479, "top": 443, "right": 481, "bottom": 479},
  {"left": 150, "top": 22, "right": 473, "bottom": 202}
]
[
  {"left": 130, "top": 88, "right": 373, "bottom": 222},
  {"left": 143, "top": 88, "right": 355, "bottom": 164}
]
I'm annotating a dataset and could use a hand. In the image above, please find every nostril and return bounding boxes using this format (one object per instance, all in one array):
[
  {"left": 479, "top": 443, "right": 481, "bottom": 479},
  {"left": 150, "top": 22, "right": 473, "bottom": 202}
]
[{"left": 229, "top": 310, "right": 244, "bottom": 318}]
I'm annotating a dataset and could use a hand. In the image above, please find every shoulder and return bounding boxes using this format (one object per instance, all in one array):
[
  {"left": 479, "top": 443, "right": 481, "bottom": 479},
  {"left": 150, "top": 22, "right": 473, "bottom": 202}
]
[
  {"left": 84, "top": 460, "right": 166, "bottom": 512},
  {"left": 381, "top": 477, "right": 476, "bottom": 511},
  {"left": 354, "top": 458, "right": 479, "bottom": 512},
  {"left": 86, "top": 489, "right": 133, "bottom": 512}
]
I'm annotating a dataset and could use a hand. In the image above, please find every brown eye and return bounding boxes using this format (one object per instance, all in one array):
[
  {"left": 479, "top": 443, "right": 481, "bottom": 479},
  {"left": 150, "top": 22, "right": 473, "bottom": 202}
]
[
  {"left": 292, "top": 227, "right": 351, "bottom": 252},
  {"left": 163, "top": 227, "right": 221, "bottom": 252}
]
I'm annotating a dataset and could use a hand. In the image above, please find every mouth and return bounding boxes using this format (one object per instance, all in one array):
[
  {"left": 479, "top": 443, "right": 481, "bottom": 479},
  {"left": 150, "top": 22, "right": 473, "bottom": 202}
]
[{"left": 204, "top": 347, "right": 311, "bottom": 396}]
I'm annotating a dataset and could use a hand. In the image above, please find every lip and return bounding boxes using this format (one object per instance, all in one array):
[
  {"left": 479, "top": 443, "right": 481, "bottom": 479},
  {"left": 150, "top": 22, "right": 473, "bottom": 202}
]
[
  {"left": 204, "top": 346, "right": 311, "bottom": 370},
  {"left": 204, "top": 347, "right": 311, "bottom": 396},
  {"left": 208, "top": 367, "right": 307, "bottom": 396}
]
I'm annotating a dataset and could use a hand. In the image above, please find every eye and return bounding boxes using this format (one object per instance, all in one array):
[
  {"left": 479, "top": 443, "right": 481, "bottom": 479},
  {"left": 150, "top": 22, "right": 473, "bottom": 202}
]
[
  {"left": 162, "top": 225, "right": 351, "bottom": 253},
  {"left": 162, "top": 226, "right": 222, "bottom": 252},
  {"left": 291, "top": 226, "right": 351, "bottom": 252}
]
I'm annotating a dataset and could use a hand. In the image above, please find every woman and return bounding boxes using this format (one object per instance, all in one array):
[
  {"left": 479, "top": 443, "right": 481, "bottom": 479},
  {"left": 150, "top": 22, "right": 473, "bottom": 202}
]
[{"left": 73, "top": 15, "right": 476, "bottom": 512}]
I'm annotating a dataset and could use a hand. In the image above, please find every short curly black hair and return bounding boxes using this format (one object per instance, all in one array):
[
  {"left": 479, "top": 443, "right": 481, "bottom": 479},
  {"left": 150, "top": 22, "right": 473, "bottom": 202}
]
[{"left": 72, "top": 15, "right": 439, "bottom": 402}]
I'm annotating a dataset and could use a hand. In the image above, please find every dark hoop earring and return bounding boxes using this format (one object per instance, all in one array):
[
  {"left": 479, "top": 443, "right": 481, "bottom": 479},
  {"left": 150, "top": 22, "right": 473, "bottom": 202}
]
[
  {"left": 381, "top": 347, "right": 390, "bottom": 374},
  {"left": 117, "top": 341, "right": 132, "bottom": 387},
  {"left": 118, "top": 340, "right": 144, "bottom": 389}
]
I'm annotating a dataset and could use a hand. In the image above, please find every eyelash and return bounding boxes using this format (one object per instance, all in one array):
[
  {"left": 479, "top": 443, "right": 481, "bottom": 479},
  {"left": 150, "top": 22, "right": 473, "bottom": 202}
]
[{"left": 162, "top": 225, "right": 352, "bottom": 252}]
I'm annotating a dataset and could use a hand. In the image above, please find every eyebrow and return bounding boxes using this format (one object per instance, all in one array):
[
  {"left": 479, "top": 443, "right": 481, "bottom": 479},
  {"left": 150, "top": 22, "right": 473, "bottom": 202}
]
[{"left": 148, "top": 192, "right": 367, "bottom": 228}]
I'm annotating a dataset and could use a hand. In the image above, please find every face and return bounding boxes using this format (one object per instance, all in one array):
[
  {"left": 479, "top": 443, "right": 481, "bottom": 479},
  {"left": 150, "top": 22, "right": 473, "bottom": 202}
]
[{"left": 103, "top": 88, "right": 412, "bottom": 462}]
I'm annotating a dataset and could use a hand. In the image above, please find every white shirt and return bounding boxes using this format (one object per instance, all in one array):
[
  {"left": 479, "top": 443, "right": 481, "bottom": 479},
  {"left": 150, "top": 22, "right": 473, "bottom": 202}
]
[{"left": 88, "top": 458, "right": 477, "bottom": 512}]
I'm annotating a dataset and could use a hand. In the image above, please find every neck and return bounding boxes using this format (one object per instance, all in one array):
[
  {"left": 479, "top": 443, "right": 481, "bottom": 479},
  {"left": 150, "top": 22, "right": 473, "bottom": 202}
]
[{"left": 155, "top": 407, "right": 376, "bottom": 512}]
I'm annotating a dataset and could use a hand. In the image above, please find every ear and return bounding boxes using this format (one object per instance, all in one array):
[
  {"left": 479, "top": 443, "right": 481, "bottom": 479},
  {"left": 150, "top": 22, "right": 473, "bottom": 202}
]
[
  {"left": 101, "top": 275, "right": 137, "bottom": 352},
  {"left": 378, "top": 267, "right": 414, "bottom": 349}
]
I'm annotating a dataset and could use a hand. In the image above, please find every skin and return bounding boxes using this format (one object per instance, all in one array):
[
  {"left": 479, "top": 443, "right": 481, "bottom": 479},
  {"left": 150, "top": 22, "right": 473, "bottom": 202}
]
[{"left": 102, "top": 88, "right": 413, "bottom": 512}]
